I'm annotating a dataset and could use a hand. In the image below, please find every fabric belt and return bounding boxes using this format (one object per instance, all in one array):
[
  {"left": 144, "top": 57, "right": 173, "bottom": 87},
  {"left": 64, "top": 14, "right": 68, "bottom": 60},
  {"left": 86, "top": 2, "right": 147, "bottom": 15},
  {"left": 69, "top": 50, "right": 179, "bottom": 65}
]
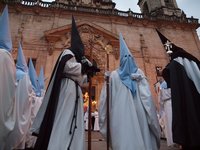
[{"left": 61, "top": 73, "right": 79, "bottom": 86}]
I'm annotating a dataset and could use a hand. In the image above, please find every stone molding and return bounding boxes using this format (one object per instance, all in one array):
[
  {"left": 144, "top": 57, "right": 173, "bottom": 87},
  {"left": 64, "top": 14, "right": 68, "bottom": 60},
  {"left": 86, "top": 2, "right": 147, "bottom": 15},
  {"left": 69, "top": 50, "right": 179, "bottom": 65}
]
[{"left": 1, "top": 0, "right": 199, "bottom": 27}]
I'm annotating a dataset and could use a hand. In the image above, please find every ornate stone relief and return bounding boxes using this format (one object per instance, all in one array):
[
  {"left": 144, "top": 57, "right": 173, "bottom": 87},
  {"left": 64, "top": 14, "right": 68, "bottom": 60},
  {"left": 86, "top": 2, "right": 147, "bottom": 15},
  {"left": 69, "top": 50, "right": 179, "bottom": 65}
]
[
  {"left": 55, "top": 0, "right": 115, "bottom": 9},
  {"left": 45, "top": 23, "right": 119, "bottom": 74},
  {"left": 16, "top": 22, "right": 25, "bottom": 43},
  {"left": 48, "top": 42, "right": 55, "bottom": 55}
]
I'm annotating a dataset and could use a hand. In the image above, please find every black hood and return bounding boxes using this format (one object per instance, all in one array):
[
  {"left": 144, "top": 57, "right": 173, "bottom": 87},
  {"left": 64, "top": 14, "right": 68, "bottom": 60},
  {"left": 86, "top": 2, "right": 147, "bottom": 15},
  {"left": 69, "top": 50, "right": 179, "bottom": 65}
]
[
  {"left": 156, "top": 29, "right": 200, "bottom": 65},
  {"left": 70, "top": 15, "right": 84, "bottom": 63}
]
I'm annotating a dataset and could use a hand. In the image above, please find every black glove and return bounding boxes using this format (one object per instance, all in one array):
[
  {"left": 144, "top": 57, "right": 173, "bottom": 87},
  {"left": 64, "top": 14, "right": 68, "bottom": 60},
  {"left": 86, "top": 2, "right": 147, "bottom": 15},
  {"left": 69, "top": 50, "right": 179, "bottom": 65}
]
[{"left": 81, "top": 57, "right": 100, "bottom": 78}]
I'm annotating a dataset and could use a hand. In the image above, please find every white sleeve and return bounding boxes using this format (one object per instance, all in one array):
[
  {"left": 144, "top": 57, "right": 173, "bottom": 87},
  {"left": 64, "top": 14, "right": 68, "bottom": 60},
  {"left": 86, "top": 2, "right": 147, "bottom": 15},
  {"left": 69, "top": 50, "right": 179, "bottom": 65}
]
[
  {"left": 98, "top": 82, "right": 107, "bottom": 138},
  {"left": 64, "top": 56, "right": 82, "bottom": 76},
  {"left": 63, "top": 56, "right": 83, "bottom": 84}
]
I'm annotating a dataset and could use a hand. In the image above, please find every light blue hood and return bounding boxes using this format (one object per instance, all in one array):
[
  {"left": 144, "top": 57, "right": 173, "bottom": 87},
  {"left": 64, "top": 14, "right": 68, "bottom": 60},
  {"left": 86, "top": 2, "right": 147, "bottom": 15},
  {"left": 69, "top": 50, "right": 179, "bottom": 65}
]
[
  {"left": 117, "top": 33, "right": 138, "bottom": 95},
  {"left": 16, "top": 42, "right": 28, "bottom": 81},
  {"left": 0, "top": 5, "right": 12, "bottom": 52},
  {"left": 28, "top": 58, "right": 41, "bottom": 96}
]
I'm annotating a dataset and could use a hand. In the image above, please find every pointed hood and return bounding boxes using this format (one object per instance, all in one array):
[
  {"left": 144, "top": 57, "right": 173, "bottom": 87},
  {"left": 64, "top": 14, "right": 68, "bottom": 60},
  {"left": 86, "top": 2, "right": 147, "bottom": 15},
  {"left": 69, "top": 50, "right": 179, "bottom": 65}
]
[
  {"left": 70, "top": 15, "right": 84, "bottom": 63},
  {"left": 156, "top": 29, "right": 200, "bottom": 65},
  {"left": 160, "top": 80, "right": 167, "bottom": 89},
  {"left": 157, "top": 29, "right": 200, "bottom": 93},
  {"left": 38, "top": 66, "right": 45, "bottom": 90},
  {"left": 28, "top": 58, "right": 41, "bottom": 96},
  {"left": 16, "top": 42, "right": 28, "bottom": 72},
  {"left": 117, "top": 33, "right": 138, "bottom": 95},
  {"left": 0, "top": 5, "right": 12, "bottom": 52},
  {"left": 16, "top": 42, "right": 28, "bottom": 81}
]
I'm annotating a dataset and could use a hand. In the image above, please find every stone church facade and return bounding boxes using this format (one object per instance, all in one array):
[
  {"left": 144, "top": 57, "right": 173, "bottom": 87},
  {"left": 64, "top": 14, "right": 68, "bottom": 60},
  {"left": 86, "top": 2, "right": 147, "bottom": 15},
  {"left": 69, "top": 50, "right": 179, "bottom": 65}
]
[{"left": 0, "top": 0, "right": 199, "bottom": 107}]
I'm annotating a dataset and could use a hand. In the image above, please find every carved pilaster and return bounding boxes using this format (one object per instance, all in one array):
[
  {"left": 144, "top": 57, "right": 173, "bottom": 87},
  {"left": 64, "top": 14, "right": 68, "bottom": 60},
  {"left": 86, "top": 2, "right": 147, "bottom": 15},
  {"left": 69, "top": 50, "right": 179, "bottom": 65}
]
[
  {"left": 47, "top": 42, "right": 54, "bottom": 55},
  {"left": 140, "top": 34, "right": 149, "bottom": 63},
  {"left": 60, "top": 32, "right": 71, "bottom": 48},
  {"left": 15, "top": 22, "right": 25, "bottom": 46}
]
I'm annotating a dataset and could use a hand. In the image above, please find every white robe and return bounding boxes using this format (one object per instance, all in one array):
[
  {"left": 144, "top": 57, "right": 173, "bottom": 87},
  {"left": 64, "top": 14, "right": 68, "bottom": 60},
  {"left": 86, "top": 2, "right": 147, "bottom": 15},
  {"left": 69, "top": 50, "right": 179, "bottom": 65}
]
[
  {"left": 32, "top": 49, "right": 85, "bottom": 150},
  {"left": 25, "top": 92, "right": 42, "bottom": 148},
  {"left": 99, "top": 69, "right": 160, "bottom": 150},
  {"left": 0, "top": 49, "right": 16, "bottom": 150},
  {"left": 84, "top": 111, "right": 89, "bottom": 130},
  {"left": 160, "top": 88, "right": 173, "bottom": 146},
  {"left": 93, "top": 111, "right": 100, "bottom": 131},
  {"left": 7, "top": 74, "right": 33, "bottom": 149}
]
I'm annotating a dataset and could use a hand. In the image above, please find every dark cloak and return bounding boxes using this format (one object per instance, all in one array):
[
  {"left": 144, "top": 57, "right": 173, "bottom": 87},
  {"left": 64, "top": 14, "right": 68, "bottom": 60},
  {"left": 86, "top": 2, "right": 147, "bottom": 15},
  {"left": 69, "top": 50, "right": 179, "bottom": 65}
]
[
  {"left": 33, "top": 52, "right": 73, "bottom": 150},
  {"left": 163, "top": 60, "right": 200, "bottom": 149}
]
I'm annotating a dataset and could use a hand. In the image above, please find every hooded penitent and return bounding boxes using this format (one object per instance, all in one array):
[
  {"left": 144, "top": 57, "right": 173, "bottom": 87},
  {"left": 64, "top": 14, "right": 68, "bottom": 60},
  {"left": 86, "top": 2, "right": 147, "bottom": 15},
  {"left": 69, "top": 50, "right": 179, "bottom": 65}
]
[
  {"left": 7, "top": 42, "right": 33, "bottom": 150},
  {"left": 117, "top": 33, "right": 138, "bottom": 95},
  {"left": 32, "top": 16, "right": 86, "bottom": 150},
  {"left": 157, "top": 29, "right": 200, "bottom": 149},
  {"left": 28, "top": 58, "right": 41, "bottom": 96},
  {"left": 16, "top": 42, "right": 28, "bottom": 81},
  {"left": 99, "top": 33, "right": 160, "bottom": 150},
  {"left": 0, "top": 5, "right": 16, "bottom": 150},
  {"left": 0, "top": 5, "right": 12, "bottom": 52}
]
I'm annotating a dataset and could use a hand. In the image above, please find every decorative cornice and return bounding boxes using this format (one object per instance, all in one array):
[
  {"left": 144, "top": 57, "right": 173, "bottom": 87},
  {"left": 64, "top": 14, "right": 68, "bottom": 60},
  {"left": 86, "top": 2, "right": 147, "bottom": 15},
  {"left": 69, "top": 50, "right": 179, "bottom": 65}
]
[{"left": 1, "top": 0, "right": 199, "bottom": 27}]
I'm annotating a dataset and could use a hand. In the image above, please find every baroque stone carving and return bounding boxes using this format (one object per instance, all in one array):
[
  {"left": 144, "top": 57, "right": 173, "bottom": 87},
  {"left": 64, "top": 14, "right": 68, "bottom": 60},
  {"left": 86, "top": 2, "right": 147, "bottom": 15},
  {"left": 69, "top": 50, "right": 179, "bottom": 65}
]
[
  {"left": 48, "top": 42, "right": 54, "bottom": 55},
  {"left": 45, "top": 23, "right": 119, "bottom": 74},
  {"left": 55, "top": 0, "right": 115, "bottom": 9}
]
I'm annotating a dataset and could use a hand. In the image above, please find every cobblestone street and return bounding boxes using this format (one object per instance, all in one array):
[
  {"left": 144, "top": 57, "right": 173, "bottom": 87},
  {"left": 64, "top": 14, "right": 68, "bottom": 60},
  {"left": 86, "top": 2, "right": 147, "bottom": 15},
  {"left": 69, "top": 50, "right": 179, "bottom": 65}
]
[{"left": 85, "top": 131, "right": 180, "bottom": 150}]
